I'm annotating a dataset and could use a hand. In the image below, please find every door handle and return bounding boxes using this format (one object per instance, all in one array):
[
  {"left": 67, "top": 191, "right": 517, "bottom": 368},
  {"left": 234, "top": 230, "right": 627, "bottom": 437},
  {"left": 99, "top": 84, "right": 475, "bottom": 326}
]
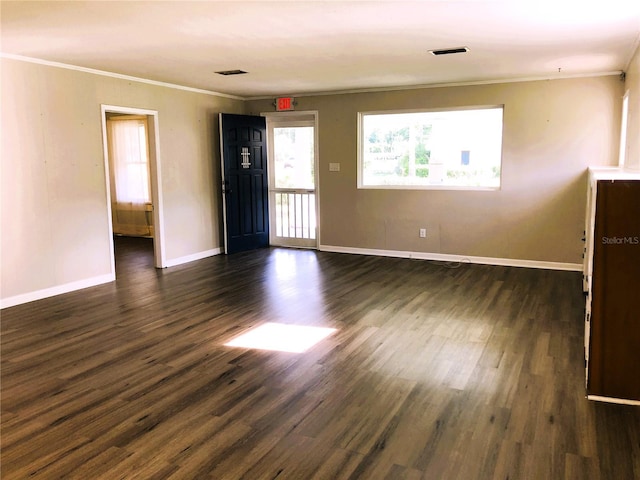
[{"left": 222, "top": 181, "right": 232, "bottom": 195}]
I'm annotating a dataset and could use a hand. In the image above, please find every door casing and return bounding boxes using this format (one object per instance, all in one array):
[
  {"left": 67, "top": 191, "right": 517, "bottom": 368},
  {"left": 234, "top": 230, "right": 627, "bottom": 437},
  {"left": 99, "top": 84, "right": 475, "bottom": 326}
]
[
  {"left": 264, "top": 111, "right": 320, "bottom": 249},
  {"left": 100, "top": 104, "right": 166, "bottom": 271}
]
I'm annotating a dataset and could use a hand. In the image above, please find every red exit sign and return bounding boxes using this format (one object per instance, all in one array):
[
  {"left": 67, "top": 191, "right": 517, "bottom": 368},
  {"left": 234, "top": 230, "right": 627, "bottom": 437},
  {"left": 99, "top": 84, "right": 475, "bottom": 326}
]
[{"left": 276, "top": 97, "right": 295, "bottom": 111}]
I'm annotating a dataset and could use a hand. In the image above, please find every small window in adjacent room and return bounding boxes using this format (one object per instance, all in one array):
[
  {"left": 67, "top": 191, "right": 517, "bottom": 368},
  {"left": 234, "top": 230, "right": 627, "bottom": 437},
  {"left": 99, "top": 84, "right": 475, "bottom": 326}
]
[{"left": 358, "top": 106, "right": 503, "bottom": 189}]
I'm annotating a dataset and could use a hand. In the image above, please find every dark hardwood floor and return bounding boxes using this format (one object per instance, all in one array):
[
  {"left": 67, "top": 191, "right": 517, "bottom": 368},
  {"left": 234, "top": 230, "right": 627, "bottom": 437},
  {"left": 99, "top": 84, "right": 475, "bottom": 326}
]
[{"left": 2, "top": 237, "right": 639, "bottom": 479}]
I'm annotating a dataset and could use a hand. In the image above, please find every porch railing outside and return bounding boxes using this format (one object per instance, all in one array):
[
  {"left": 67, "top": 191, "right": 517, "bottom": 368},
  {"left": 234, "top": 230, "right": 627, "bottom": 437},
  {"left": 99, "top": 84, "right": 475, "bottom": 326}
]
[{"left": 274, "top": 190, "right": 316, "bottom": 239}]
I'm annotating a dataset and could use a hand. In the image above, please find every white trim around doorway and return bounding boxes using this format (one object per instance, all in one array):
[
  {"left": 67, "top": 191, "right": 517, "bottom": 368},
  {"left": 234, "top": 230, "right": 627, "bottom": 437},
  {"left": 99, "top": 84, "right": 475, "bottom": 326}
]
[
  {"left": 262, "top": 110, "right": 321, "bottom": 248},
  {"left": 100, "top": 105, "right": 167, "bottom": 270}
]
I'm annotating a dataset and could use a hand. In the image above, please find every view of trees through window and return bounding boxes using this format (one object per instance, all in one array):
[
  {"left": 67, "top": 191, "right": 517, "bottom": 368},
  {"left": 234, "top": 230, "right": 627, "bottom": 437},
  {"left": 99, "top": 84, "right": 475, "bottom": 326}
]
[
  {"left": 360, "top": 107, "right": 503, "bottom": 188},
  {"left": 273, "top": 126, "right": 314, "bottom": 189}
]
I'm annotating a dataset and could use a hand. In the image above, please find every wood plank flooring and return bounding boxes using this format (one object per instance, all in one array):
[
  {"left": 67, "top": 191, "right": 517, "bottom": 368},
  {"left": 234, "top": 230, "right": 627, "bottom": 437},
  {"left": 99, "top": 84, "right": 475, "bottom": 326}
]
[{"left": 2, "top": 237, "right": 639, "bottom": 479}]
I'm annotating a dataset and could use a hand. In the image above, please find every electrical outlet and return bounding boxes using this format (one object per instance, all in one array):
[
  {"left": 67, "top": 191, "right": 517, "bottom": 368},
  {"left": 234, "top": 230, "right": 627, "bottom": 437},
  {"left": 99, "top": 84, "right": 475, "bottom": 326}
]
[{"left": 419, "top": 228, "right": 427, "bottom": 238}]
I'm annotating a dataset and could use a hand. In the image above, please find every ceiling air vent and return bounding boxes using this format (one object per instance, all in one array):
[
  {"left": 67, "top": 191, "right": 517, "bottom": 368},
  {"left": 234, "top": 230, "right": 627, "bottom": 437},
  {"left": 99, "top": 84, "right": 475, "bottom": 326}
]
[
  {"left": 429, "top": 47, "right": 469, "bottom": 56},
  {"left": 215, "top": 69, "right": 248, "bottom": 76}
]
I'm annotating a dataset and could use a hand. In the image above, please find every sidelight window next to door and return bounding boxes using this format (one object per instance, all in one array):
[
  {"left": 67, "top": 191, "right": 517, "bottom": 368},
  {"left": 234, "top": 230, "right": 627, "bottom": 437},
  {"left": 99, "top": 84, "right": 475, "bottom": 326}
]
[{"left": 268, "top": 116, "right": 318, "bottom": 248}]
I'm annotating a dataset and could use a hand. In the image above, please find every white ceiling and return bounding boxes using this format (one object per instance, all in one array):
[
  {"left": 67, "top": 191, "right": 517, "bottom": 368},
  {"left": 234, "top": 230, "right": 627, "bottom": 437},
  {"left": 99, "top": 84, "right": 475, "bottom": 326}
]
[{"left": 1, "top": 1, "right": 639, "bottom": 99}]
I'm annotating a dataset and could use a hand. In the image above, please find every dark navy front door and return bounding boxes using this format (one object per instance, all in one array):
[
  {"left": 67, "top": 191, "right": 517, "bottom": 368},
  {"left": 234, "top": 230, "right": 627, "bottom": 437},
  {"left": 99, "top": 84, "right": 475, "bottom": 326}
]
[{"left": 219, "top": 114, "right": 269, "bottom": 254}]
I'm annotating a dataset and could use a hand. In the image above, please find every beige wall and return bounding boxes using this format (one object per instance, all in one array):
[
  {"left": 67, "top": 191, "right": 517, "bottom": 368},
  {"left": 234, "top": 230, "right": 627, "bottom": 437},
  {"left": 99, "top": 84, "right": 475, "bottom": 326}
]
[
  {"left": 247, "top": 76, "right": 623, "bottom": 264},
  {"left": 0, "top": 57, "right": 626, "bottom": 306},
  {"left": 1, "top": 58, "right": 244, "bottom": 303},
  {"left": 624, "top": 43, "right": 640, "bottom": 170}
]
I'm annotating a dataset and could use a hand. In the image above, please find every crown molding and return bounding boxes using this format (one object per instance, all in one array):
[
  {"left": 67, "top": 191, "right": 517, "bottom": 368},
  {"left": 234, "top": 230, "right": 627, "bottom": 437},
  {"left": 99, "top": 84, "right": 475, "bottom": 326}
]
[
  {"left": 245, "top": 71, "right": 622, "bottom": 101},
  {"left": 0, "top": 53, "right": 245, "bottom": 100},
  {"left": 1, "top": 53, "right": 624, "bottom": 102}
]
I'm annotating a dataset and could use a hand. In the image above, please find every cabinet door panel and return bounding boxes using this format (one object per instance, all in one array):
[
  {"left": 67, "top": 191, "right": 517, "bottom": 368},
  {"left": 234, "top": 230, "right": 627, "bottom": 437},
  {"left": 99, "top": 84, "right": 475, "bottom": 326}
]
[{"left": 588, "top": 180, "right": 640, "bottom": 400}]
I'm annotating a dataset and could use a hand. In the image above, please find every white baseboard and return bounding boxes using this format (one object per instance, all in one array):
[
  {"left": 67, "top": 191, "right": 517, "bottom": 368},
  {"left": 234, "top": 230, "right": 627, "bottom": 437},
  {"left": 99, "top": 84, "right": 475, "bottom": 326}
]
[
  {"left": 1, "top": 273, "right": 115, "bottom": 309},
  {"left": 2, "top": 245, "right": 577, "bottom": 309},
  {"left": 164, "top": 248, "right": 222, "bottom": 268},
  {"left": 587, "top": 395, "right": 640, "bottom": 406},
  {"left": 318, "top": 245, "right": 582, "bottom": 271},
  {"left": 1, "top": 247, "right": 223, "bottom": 309}
]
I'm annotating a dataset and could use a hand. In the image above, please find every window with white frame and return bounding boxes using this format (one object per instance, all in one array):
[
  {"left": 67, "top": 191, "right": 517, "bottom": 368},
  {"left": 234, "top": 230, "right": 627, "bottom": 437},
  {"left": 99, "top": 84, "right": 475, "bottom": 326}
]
[{"left": 358, "top": 106, "right": 503, "bottom": 189}]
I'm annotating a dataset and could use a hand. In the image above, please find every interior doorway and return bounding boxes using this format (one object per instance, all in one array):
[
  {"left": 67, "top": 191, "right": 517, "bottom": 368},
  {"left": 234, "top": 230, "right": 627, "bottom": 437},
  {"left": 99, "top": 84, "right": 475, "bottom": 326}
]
[
  {"left": 265, "top": 112, "right": 319, "bottom": 249},
  {"left": 100, "top": 105, "right": 166, "bottom": 273},
  {"left": 106, "top": 114, "right": 153, "bottom": 238}
]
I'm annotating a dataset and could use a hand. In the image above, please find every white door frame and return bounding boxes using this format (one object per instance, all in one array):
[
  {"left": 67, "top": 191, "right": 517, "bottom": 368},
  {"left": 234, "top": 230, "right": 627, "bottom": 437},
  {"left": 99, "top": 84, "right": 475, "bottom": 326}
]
[
  {"left": 100, "top": 104, "right": 167, "bottom": 270},
  {"left": 218, "top": 113, "right": 229, "bottom": 254},
  {"left": 262, "top": 110, "right": 320, "bottom": 248}
]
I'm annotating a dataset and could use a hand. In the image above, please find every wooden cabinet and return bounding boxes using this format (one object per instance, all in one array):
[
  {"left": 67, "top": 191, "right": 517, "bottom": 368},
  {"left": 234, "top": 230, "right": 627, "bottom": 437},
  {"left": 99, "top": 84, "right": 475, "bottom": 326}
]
[{"left": 583, "top": 167, "right": 640, "bottom": 404}]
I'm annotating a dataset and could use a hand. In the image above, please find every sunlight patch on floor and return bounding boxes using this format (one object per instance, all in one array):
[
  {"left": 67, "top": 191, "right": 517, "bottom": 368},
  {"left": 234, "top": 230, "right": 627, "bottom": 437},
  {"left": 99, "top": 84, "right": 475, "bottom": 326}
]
[{"left": 224, "top": 322, "right": 337, "bottom": 353}]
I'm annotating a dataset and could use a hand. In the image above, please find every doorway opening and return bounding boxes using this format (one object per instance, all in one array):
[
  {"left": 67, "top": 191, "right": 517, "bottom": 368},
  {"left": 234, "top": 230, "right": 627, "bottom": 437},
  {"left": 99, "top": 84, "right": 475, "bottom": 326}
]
[
  {"left": 266, "top": 112, "right": 319, "bottom": 249},
  {"left": 100, "top": 105, "right": 166, "bottom": 274}
]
